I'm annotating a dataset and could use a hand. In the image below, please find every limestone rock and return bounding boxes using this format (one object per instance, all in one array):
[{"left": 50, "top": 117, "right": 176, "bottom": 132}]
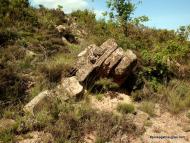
[
  {"left": 76, "top": 39, "right": 137, "bottom": 85},
  {"left": 114, "top": 49, "right": 137, "bottom": 85},
  {"left": 61, "top": 76, "right": 84, "bottom": 97},
  {"left": 95, "top": 38, "right": 118, "bottom": 67},
  {"left": 23, "top": 90, "right": 53, "bottom": 115},
  {"left": 56, "top": 25, "right": 67, "bottom": 33},
  {"left": 76, "top": 44, "right": 102, "bottom": 82},
  {"left": 102, "top": 47, "right": 124, "bottom": 76}
]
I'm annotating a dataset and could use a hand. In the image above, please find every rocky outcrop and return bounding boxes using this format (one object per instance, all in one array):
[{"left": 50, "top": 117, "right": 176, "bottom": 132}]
[
  {"left": 76, "top": 39, "right": 137, "bottom": 85},
  {"left": 23, "top": 39, "right": 137, "bottom": 115},
  {"left": 24, "top": 77, "right": 84, "bottom": 114}
]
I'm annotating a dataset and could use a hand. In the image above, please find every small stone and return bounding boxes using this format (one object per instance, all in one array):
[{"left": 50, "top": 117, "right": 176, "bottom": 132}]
[{"left": 61, "top": 76, "right": 84, "bottom": 97}]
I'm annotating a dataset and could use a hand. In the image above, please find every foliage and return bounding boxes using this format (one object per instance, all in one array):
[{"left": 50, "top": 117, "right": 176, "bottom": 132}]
[
  {"left": 96, "top": 94, "right": 105, "bottom": 101},
  {"left": 116, "top": 103, "right": 135, "bottom": 114},
  {"left": 105, "top": 0, "right": 148, "bottom": 35},
  {"left": 177, "top": 25, "right": 190, "bottom": 41},
  {"left": 94, "top": 78, "right": 119, "bottom": 92},
  {"left": 106, "top": 0, "right": 136, "bottom": 24},
  {"left": 0, "top": 130, "right": 15, "bottom": 143}
]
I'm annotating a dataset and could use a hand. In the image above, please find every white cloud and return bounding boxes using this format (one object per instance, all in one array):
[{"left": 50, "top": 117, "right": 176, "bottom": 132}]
[{"left": 32, "top": 0, "right": 88, "bottom": 13}]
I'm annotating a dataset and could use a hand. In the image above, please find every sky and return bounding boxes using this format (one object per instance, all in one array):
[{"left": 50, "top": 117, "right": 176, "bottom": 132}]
[{"left": 30, "top": 0, "right": 190, "bottom": 30}]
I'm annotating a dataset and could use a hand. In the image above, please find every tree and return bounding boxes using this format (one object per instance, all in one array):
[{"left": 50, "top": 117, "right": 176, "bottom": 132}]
[
  {"left": 105, "top": 0, "right": 148, "bottom": 35},
  {"left": 177, "top": 25, "right": 190, "bottom": 41},
  {"left": 57, "top": 5, "right": 63, "bottom": 11},
  {"left": 106, "top": 0, "right": 136, "bottom": 34}
]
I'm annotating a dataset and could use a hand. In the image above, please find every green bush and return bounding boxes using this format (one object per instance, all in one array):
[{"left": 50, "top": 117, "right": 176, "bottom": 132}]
[
  {"left": 96, "top": 94, "right": 105, "bottom": 101},
  {"left": 116, "top": 103, "right": 135, "bottom": 114},
  {"left": 94, "top": 78, "right": 119, "bottom": 92}
]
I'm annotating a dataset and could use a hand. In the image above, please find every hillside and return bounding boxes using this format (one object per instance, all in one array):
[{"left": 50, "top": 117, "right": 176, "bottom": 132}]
[{"left": 0, "top": 0, "right": 190, "bottom": 143}]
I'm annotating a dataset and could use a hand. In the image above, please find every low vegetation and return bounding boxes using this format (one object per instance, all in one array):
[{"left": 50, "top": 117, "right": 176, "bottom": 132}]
[
  {"left": 139, "top": 101, "right": 155, "bottom": 116},
  {"left": 157, "top": 80, "right": 190, "bottom": 113},
  {"left": 116, "top": 103, "right": 135, "bottom": 114}
]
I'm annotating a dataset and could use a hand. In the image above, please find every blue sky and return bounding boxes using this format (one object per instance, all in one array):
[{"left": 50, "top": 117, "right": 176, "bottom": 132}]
[{"left": 30, "top": 0, "right": 190, "bottom": 30}]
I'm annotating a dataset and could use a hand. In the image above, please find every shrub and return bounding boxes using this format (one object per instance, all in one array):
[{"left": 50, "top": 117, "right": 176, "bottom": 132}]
[
  {"left": 0, "top": 130, "right": 15, "bottom": 143},
  {"left": 96, "top": 94, "right": 104, "bottom": 101},
  {"left": 35, "top": 110, "right": 53, "bottom": 129},
  {"left": 157, "top": 79, "right": 190, "bottom": 113},
  {"left": 116, "top": 103, "right": 135, "bottom": 114},
  {"left": 139, "top": 101, "right": 155, "bottom": 116},
  {"left": 0, "top": 66, "right": 28, "bottom": 106},
  {"left": 132, "top": 90, "right": 146, "bottom": 101},
  {"left": 0, "top": 30, "right": 18, "bottom": 46}
]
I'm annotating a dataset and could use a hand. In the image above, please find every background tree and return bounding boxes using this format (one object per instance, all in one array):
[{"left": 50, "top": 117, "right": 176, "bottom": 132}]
[
  {"left": 177, "top": 25, "right": 190, "bottom": 41},
  {"left": 106, "top": 0, "right": 136, "bottom": 34},
  {"left": 105, "top": 0, "right": 148, "bottom": 35}
]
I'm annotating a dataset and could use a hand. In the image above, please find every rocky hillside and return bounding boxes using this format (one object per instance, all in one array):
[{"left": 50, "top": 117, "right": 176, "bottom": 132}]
[{"left": 1, "top": 1, "right": 190, "bottom": 143}]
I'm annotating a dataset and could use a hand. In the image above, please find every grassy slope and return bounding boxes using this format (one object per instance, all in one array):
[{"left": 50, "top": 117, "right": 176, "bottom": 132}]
[{"left": 0, "top": 2, "right": 190, "bottom": 142}]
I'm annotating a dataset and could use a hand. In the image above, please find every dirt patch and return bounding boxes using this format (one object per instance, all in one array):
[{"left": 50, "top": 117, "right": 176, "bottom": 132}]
[
  {"left": 91, "top": 92, "right": 132, "bottom": 112},
  {"left": 141, "top": 111, "right": 190, "bottom": 143}
]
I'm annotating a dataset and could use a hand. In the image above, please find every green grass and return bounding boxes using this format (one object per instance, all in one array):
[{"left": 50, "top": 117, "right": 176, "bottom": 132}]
[
  {"left": 116, "top": 103, "right": 135, "bottom": 114},
  {"left": 96, "top": 94, "right": 105, "bottom": 101},
  {"left": 0, "top": 130, "right": 15, "bottom": 143}
]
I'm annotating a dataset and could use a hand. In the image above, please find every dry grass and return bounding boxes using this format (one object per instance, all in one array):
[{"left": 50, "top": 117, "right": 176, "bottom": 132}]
[
  {"left": 157, "top": 79, "right": 190, "bottom": 114},
  {"left": 139, "top": 101, "right": 155, "bottom": 116}
]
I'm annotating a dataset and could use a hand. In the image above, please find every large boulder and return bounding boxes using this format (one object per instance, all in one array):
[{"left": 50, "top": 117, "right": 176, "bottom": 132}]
[
  {"left": 23, "top": 90, "right": 53, "bottom": 115},
  {"left": 76, "top": 39, "right": 137, "bottom": 86},
  {"left": 61, "top": 76, "right": 84, "bottom": 98}
]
